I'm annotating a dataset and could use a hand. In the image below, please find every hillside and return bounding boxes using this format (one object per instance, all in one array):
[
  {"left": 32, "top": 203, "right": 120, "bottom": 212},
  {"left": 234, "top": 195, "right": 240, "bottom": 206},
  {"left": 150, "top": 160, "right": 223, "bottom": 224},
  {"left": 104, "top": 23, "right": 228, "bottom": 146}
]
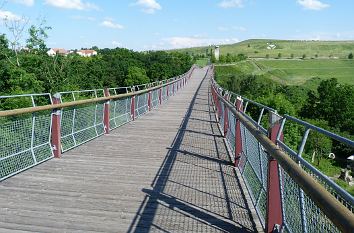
[
  {"left": 216, "top": 59, "right": 354, "bottom": 87},
  {"left": 174, "top": 39, "right": 354, "bottom": 59}
]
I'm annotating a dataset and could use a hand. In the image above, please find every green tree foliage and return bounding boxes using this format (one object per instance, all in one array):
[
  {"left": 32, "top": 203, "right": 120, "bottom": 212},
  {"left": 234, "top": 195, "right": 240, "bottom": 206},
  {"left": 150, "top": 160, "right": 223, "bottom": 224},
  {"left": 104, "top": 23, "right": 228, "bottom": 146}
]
[
  {"left": 349, "top": 52, "right": 353, "bottom": 59},
  {"left": 26, "top": 22, "right": 51, "bottom": 53},
  {"left": 216, "top": 65, "right": 354, "bottom": 163},
  {"left": 124, "top": 66, "right": 149, "bottom": 86},
  {"left": 0, "top": 32, "right": 192, "bottom": 96},
  {"left": 302, "top": 78, "right": 354, "bottom": 134}
]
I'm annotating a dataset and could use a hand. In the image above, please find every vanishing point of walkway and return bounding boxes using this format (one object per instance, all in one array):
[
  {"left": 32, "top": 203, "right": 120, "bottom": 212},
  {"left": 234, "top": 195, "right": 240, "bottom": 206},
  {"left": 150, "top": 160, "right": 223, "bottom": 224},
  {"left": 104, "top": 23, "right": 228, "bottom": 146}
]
[{"left": 0, "top": 67, "right": 261, "bottom": 232}]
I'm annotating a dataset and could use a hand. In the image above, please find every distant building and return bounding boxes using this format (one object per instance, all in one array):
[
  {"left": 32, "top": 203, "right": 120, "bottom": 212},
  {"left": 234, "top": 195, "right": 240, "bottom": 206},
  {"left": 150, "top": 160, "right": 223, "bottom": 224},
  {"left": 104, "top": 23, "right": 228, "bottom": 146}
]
[
  {"left": 47, "top": 48, "right": 69, "bottom": 56},
  {"left": 214, "top": 46, "right": 220, "bottom": 61},
  {"left": 266, "top": 43, "right": 276, "bottom": 50},
  {"left": 77, "top": 49, "right": 97, "bottom": 57}
]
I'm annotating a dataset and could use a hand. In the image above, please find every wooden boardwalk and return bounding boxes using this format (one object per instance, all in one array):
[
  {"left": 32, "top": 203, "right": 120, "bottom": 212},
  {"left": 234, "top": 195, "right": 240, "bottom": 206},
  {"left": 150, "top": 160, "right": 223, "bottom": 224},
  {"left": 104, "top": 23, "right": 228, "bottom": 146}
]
[{"left": 0, "top": 67, "right": 262, "bottom": 233}]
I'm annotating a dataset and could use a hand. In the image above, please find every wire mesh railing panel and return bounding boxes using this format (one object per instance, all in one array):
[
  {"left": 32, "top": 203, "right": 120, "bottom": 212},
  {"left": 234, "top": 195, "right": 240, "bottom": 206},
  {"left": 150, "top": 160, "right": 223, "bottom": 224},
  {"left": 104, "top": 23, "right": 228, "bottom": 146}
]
[
  {"left": 162, "top": 86, "right": 168, "bottom": 101},
  {"left": 219, "top": 104, "right": 225, "bottom": 133},
  {"left": 168, "top": 84, "right": 174, "bottom": 96},
  {"left": 151, "top": 89, "right": 159, "bottom": 109},
  {"left": 239, "top": 122, "right": 267, "bottom": 227},
  {"left": 60, "top": 103, "right": 104, "bottom": 152},
  {"left": 109, "top": 97, "right": 132, "bottom": 130},
  {"left": 0, "top": 112, "right": 53, "bottom": 180},
  {"left": 279, "top": 166, "right": 340, "bottom": 233},
  {"left": 60, "top": 108, "right": 76, "bottom": 151},
  {"left": 135, "top": 93, "right": 148, "bottom": 117},
  {"left": 226, "top": 111, "right": 236, "bottom": 158}
]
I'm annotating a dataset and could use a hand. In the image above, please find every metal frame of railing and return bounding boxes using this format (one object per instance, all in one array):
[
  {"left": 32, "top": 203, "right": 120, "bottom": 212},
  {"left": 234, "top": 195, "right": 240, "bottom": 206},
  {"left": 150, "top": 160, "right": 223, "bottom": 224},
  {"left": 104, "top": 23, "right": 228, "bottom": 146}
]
[
  {"left": 209, "top": 65, "right": 354, "bottom": 233},
  {"left": 0, "top": 65, "right": 196, "bottom": 181}
]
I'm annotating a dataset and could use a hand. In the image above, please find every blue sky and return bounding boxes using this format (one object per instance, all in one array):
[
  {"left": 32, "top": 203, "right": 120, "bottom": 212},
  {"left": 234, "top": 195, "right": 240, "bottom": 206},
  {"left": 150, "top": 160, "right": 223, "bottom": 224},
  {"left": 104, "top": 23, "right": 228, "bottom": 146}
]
[{"left": 1, "top": 0, "right": 354, "bottom": 51}]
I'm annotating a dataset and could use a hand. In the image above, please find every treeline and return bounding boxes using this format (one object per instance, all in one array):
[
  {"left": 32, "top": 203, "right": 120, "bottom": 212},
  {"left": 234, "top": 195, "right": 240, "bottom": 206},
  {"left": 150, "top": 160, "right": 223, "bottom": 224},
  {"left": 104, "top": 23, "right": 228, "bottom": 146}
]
[
  {"left": 0, "top": 35, "right": 192, "bottom": 96},
  {"left": 216, "top": 70, "right": 354, "bottom": 164}
]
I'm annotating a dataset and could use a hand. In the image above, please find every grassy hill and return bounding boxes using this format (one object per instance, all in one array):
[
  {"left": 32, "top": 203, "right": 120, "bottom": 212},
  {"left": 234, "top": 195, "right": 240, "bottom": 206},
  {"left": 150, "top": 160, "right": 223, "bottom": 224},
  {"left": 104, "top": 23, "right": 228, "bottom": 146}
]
[
  {"left": 215, "top": 59, "right": 354, "bottom": 88},
  {"left": 175, "top": 39, "right": 354, "bottom": 59}
]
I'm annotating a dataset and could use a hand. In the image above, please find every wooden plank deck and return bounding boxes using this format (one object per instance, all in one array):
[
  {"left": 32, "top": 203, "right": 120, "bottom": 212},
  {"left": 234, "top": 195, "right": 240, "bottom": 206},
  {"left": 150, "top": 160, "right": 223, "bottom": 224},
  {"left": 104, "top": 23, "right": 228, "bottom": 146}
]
[{"left": 0, "top": 67, "right": 262, "bottom": 233}]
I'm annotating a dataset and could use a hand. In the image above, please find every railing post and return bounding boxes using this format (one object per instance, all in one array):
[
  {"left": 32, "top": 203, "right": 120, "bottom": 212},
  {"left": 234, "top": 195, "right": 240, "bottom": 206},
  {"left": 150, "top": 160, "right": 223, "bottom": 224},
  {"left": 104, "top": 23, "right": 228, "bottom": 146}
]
[
  {"left": 51, "top": 93, "right": 61, "bottom": 158},
  {"left": 148, "top": 91, "right": 152, "bottom": 111},
  {"left": 103, "top": 88, "right": 110, "bottom": 134},
  {"left": 159, "top": 88, "right": 162, "bottom": 105},
  {"left": 223, "top": 94, "right": 229, "bottom": 136},
  {"left": 131, "top": 95, "right": 136, "bottom": 120},
  {"left": 235, "top": 96, "right": 243, "bottom": 166},
  {"left": 167, "top": 84, "right": 169, "bottom": 97},
  {"left": 266, "top": 111, "right": 283, "bottom": 233}
]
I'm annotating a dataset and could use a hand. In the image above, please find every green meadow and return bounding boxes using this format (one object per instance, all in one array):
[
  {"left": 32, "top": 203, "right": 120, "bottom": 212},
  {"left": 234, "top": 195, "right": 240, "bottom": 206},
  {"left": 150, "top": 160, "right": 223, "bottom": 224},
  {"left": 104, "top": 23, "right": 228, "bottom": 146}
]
[
  {"left": 176, "top": 39, "right": 354, "bottom": 59},
  {"left": 216, "top": 59, "right": 354, "bottom": 88}
]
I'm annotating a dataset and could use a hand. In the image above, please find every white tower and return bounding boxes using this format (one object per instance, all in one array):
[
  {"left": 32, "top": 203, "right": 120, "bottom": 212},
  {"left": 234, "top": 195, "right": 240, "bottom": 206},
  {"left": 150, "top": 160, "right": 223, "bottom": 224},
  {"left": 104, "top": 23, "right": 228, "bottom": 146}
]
[{"left": 214, "top": 45, "right": 220, "bottom": 61}]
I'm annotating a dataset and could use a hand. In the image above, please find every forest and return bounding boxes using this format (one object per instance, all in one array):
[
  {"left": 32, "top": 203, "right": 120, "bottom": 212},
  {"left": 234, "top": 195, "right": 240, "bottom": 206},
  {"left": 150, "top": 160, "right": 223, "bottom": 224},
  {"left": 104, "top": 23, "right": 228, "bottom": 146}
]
[
  {"left": 0, "top": 29, "right": 192, "bottom": 97},
  {"left": 215, "top": 65, "right": 354, "bottom": 193}
]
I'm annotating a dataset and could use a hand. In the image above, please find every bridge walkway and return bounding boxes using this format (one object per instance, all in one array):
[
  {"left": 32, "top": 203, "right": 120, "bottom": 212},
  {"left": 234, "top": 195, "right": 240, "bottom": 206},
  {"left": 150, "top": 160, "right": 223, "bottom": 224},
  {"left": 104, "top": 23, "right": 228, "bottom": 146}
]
[{"left": 0, "top": 67, "right": 261, "bottom": 232}]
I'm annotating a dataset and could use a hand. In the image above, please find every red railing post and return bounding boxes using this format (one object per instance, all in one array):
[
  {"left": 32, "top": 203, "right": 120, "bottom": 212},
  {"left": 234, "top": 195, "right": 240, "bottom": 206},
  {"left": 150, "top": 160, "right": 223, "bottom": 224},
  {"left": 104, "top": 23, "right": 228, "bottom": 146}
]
[
  {"left": 266, "top": 111, "right": 283, "bottom": 233},
  {"left": 131, "top": 95, "right": 136, "bottom": 120},
  {"left": 235, "top": 96, "right": 243, "bottom": 167},
  {"left": 159, "top": 88, "right": 162, "bottom": 105},
  {"left": 223, "top": 94, "right": 229, "bottom": 136},
  {"left": 148, "top": 91, "right": 152, "bottom": 111},
  {"left": 103, "top": 88, "right": 110, "bottom": 134},
  {"left": 51, "top": 93, "right": 61, "bottom": 158}
]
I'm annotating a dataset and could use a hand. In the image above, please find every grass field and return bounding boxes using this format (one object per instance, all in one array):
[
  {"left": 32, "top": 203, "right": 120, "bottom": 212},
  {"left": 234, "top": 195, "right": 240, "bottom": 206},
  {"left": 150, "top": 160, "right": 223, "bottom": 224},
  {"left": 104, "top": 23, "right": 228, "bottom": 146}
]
[
  {"left": 216, "top": 59, "right": 354, "bottom": 87},
  {"left": 195, "top": 58, "right": 209, "bottom": 67},
  {"left": 174, "top": 39, "right": 354, "bottom": 59}
]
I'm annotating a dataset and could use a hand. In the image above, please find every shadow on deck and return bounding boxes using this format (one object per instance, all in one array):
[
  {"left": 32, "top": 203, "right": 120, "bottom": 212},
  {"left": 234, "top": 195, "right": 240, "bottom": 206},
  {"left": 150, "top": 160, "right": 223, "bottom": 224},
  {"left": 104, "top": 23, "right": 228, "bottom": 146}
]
[{"left": 127, "top": 73, "right": 258, "bottom": 232}]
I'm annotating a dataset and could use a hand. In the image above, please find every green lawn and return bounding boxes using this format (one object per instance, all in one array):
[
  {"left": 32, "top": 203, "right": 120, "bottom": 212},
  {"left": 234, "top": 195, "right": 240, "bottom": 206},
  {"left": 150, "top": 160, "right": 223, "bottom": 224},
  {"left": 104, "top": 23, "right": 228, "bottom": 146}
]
[
  {"left": 216, "top": 59, "right": 354, "bottom": 87},
  {"left": 255, "top": 59, "right": 354, "bottom": 85},
  {"left": 195, "top": 58, "right": 209, "bottom": 67}
]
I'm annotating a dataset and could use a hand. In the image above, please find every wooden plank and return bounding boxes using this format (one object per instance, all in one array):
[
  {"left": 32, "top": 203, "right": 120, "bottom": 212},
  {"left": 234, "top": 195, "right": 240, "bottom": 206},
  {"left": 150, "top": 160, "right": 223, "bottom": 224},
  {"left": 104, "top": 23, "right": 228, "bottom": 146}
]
[{"left": 0, "top": 67, "right": 262, "bottom": 233}]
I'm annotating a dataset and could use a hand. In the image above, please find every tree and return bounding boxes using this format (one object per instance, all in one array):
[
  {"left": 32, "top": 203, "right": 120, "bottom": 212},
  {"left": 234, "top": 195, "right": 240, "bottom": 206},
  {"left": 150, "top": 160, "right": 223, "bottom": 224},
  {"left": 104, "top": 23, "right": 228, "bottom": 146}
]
[
  {"left": 305, "top": 119, "right": 332, "bottom": 166},
  {"left": 290, "top": 53, "right": 294, "bottom": 59},
  {"left": 226, "top": 53, "right": 232, "bottom": 63},
  {"left": 124, "top": 66, "right": 149, "bottom": 86},
  {"left": 3, "top": 16, "right": 29, "bottom": 66},
  {"left": 277, "top": 53, "right": 282, "bottom": 59},
  {"left": 0, "top": 34, "right": 10, "bottom": 60},
  {"left": 348, "top": 52, "right": 353, "bottom": 59},
  {"left": 302, "top": 54, "right": 306, "bottom": 59},
  {"left": 26, "top": 20, "right": 51, "bottom": 53}
]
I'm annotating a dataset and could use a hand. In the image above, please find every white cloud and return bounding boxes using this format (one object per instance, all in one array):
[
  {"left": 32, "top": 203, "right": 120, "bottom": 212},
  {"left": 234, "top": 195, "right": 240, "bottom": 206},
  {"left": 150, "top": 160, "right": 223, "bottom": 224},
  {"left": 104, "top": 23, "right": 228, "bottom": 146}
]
[
  {"left": 44, "top": 0, "right": 99, "bottom": 10},
  {"left": 157, "top": 36, "right": 239, "bottom": 49},
  {"left": 218, "top": 0, "right": 244, "bottom": 8},
  {"left": 71, "top": 15, "right": 96, "bottom": 21},
  {"left": 101, "top": 20, "right": 124, "bottom": 29},
  {"left": 133, "top": 0, "right": 161, "bottom": 14},
  {"left": 0, "top": 10, "right": 21, "bottom": 21},
  {"left": 297, "top": 0, "right": 329, "bottom": 10},
  {"left": 112, "top": 41, "right": 121, "bottom": 46},
  {"left": 11, "top": 0, "right": 34, "bottom": 6},
  {"left": 233, "top": 26, "right": 246, "bottom": 31}
]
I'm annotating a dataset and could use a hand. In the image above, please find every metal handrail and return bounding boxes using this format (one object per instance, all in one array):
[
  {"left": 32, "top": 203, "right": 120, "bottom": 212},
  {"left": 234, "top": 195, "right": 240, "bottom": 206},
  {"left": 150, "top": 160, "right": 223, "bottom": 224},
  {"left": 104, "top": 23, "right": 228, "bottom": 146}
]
[
  {"left": 212, "top": 76, "right": 354, "bottom": 233},
  {"left": 0, "top": 69, "right": 192, "bottom": 117}
]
